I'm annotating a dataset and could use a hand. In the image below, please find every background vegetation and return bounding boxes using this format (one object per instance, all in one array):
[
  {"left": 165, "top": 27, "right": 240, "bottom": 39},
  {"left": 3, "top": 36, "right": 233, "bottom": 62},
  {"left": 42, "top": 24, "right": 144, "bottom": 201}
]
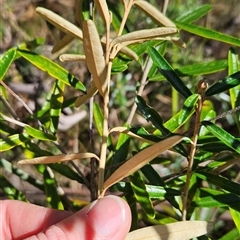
[{"left": 1, "top": 0, "right": 240, "bottom": 239}]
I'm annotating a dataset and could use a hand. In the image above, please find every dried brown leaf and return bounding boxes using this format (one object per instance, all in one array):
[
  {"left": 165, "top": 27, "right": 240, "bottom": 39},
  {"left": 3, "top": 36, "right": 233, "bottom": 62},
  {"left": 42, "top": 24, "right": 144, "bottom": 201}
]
[
  {"left": 18, "top": 152, "right": 99, "bottom": 165},
  {"left": 52, "top": 35, "right": 74, "bottom": 54},
  {"left": 125, "top": 221, "right": 214, "bottom": 240},
  {"left": 109, "top": 127, "right": 154, "bottom": 144},
  {"left": 36, "top": 7, "right": 83, "bottom": 40},
  {"left": 134, "top": 0, "right": 176, "bottom": 27},
  {"left": 59, "top": 54, "right": 86, "bottom": 62},
  {"left": 82, "top": 20, "right": 107, "bottom": 97},
  {"left": 102, "top": 135, "right": 183, "bottom": 195},
  {"left": 111, "top": 27, "right": 178, "bottom": 46},
  {"left": 95, "top": 0, "right": 110, "bottom": 24}
]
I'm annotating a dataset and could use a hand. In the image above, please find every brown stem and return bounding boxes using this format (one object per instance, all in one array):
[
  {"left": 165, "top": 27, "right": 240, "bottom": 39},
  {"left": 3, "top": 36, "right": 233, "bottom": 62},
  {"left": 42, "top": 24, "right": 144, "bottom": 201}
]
[{"left": 182, "top": 79, "right": 207, "bottom": 220}]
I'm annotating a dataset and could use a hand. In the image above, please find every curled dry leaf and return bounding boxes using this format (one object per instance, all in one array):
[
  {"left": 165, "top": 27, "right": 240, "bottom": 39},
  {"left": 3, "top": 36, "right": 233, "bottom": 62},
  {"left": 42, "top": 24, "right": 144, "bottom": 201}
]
[
  {"left": 125, "top": 221, "right": 214, "bottom": 240},
  {"left": 101, "top": 135, "right": 183, "bottom": 196},
  {"left": 109, "top": 27, "right": 178, "bottom": 58},
  {"left": 18, "top": 152, "right": 100, "bottom": 165},
  {"left": 170, "top": 37, "right": 186, "bottom": 48},
  {"left": 111, "top": 27, "right": 178, "bottom": 46},
  {"left": 36, "top": 7, "right": 83, "bottom": 40},
  {"left": 101, "top": 37, "right": 139, "bottom": 61},
  {"left": 82, "top": 20, "right": 107, "bottom": 97},
  {"left": 59, "top": 54, "right": 86, "bottom": 62},
  {"left": 75, "top": 81, "right": 98, "bottom": 107},
  {"left": 95, "top": 0, "right": 110, "bottom": 24},
  {"left": 109, "top": 126, "right": 155, "bottom": 144},
  {"left": 134, "top": 0, "right": 176, "bottom": 27}
]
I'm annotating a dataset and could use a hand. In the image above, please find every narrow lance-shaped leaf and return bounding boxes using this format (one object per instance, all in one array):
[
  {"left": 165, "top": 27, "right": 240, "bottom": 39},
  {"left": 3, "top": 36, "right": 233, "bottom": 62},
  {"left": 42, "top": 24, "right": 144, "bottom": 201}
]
[
  {"left": 111, "top": 27, "right": 178, "bottom": 47},
  {"left": 149, "top": 59, "right": 228, "bottom": 81},
  {"left": 0, "top": 133, "right": 30, "bottom": 152},
  {"left": 17, "top": 49, "right": 86, "bottom": 92},
  {"left": 0, "top": 48, "right": 16, "bottom": 80},
  {"left": 102, "top": 135, "right": 183, "bottom": 195},
  {"left": 228, "top": 48, "right": 240, "bottom": 111},
  {"left": 205, "top": 71, "right": 240, "bottom": 96},
  {"left": 229, "top": 207, "right": 240, "bottom": 233},
  {"left": 36, "top": 7, "right": 83, "bottom": 40},
  {"left": 18, "top": 152, "right": 100, "bottom": 165},
  {"left": 175, "top": 21, "right": 240, "bottom": 47},
  {"left": 130, "top": 171, "right": 155, "bottom": 219},
  {"left": 195, "top": 170, "right": 240, "bottom": 196},
  {"left": 82, "top": 20, "right": 107, "bottom": 97},
  {"left": 135, "top": 95, "right": 171, "bottom": 136},
  {"left": 175, "top": 4, "right": 212, "bottom": 24},
  {"left": 148, "top": 47, "right": 192, "bottom": 98},
  {"left": 95, "top": 0, "right": 110, "bottom": 25},
  {"left": 125, "top": 221, "right": 213, "bottom": 240},
  {"left": 49, "top": 80, "right": 65, "bottom": 134},
  {"left": 202, "top": 121, "right": 240, "bottom": 154},
  {"left": 134, "top": 0, "right": 175, "bottom": 27},
  {"left": 24, "top": 126, "right": 57, "bottom": 141},
  {"left": 43, "top": 166, "right": 64, "bottom": 210}
]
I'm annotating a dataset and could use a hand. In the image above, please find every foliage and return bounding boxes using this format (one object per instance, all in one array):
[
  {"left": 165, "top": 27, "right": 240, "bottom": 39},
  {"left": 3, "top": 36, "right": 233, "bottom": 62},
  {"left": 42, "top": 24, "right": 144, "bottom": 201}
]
[{"left": 1, "top": 0, "right": 240, "bottom": 239}]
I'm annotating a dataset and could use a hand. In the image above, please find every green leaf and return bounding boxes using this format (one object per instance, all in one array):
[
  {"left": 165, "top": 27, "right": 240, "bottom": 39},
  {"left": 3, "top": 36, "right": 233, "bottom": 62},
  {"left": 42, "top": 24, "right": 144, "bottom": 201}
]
[
  {"left": 219, "top": 228, "right": 240, "bottom": 240},
  {"left": 43, "top": 166, "right": 64, "bottom": 210},
  {"left": 116, "top": 181, "right": 181, "bottom": 199},
  {"left": 205, "top": 71, "right": 240, "bottom": 96},
  {"left": 229, "top": 206, "right": 240, "bottom": 232},
  {"left": 178, "top": 94, "right": 199, "bottom": 124},
  {"left": 17, "top": 49, "right": 86, "bottom": 92},
  {"left": 175, "top": 4, "right": 212, "bottom": 24},
  {"left": 0, "top": 48, "right": 16, "bottom": 80},
  {"left": 49, "top": 80, "right": 65, "bottom": 134},
  {"left": 135, "top": 95, "right": 171, "bottom": 136},
  {"left": 228, "top": 48, "right": 240, "bottom": 130},
  {"left": 194, "top": 170, "right": 240, "bottom": 196},
  {"left": 202, "top": 121, "right": 240, "bottom": 154},
  {"left": 93, "top": 102, "right": 112, "bottom": 147},
  {"left": 111, "top": 128, "right": 131, "bottom": 168},
  {"left": 24, "top": 126, "right": 57, "bottom": 141},
  {"left": 130, "top": 171, "right": 155, "bottom": 219},
  {"left": 125, "top": 193, "right": 138, "bottom": 231},
  {"left": 148, "top": 47, "right": 192, "bottom": 98},
  {"left": 0, "top": 133, "right": 30, "bottom": 151},
  {"left": 191, "top": 189, "right": 240, "bottom": 207},
  {"left": 0, "top": 174, "right": 28, "bottom": 201},
  {"left": 141, "top": 164, "right": 166, "bottom": 186},
  {"left": 149, "top": 59, "right": 228, "bottom": 81},
  {"left": 175, "top": 21, "right": 240, "bottom": 47},
  {"left": 164, "top": 94, "right": 199, "bottom": 132}
]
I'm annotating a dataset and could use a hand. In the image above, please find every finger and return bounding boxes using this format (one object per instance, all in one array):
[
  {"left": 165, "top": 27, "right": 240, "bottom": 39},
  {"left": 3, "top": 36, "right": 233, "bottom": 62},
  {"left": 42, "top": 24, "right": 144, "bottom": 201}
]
[
  {"left": 25, "top": 195, "right": 131, "bottom": 240},
  {"left": 1, "top": 200, "right": 72, "bottom": 240}
]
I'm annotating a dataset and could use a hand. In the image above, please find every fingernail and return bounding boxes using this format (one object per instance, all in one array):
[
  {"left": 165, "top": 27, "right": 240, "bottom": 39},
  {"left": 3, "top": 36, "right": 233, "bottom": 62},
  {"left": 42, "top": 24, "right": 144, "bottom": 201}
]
[{"left": 86, "top": 195, "right": 126, "bottom": 237}]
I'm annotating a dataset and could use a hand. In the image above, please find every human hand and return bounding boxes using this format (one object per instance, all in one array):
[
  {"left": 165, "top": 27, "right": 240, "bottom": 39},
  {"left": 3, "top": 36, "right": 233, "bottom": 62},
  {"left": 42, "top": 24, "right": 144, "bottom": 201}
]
[{"left": 1, "top": 195, "right": 131, "bottom": 240}]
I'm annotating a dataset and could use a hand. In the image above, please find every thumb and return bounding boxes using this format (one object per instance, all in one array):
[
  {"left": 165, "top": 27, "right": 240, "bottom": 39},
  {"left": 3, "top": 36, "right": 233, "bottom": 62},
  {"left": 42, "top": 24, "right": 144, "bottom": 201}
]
[{"left": 25, "top": 195, "right": 131, "bottom": 240}]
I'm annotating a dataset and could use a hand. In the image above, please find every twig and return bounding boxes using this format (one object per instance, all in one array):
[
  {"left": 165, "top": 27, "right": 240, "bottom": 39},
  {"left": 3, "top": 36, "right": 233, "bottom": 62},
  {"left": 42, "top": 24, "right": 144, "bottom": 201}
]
[
  {"left": 182, "top": 79, "right": 208, "bottom": 221},
  {"left": 98, "top": 62, "right": 112, "bottom": 195}
]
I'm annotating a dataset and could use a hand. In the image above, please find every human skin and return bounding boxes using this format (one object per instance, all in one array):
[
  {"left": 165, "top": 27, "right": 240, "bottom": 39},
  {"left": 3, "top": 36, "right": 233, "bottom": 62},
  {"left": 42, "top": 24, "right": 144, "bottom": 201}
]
[{"left": 0, "top": 195, "right": 131, "bottom": 240}]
